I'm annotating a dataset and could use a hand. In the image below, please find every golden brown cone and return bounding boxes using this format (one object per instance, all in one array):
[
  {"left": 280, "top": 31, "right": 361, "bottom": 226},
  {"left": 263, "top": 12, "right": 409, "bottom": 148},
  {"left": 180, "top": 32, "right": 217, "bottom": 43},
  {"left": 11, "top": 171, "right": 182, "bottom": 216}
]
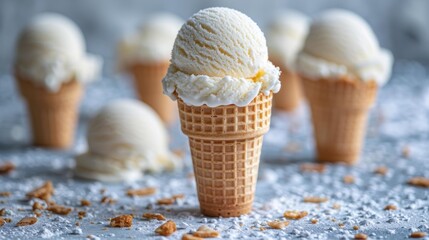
[
  {"left": 271, "top": 59, "right": 303, "bottom": 111},
  {"left": 177, "top": 93, "right": 273, "bottom": 217},
  {"left": 301, "top": 76, "right": 378, "bottom": 164},
  {"left": 129, "top": 62, "right": 176, "bottom": 125},
  {"left": 16, "top": 75, "right": 82, "bottom": 149}
]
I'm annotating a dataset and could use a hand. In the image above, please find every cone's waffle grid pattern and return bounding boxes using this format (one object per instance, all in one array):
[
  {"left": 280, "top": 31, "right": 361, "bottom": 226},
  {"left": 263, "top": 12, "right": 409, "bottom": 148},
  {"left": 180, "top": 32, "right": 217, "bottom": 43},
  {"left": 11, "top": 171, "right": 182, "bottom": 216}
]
[{"left": 177, "top": 93, "right": 273, "bottom": 217}]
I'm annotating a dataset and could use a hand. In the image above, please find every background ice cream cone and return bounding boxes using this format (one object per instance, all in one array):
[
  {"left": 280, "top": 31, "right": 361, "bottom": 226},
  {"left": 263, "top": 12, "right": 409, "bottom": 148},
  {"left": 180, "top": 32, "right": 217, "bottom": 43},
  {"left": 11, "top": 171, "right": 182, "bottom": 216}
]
[
  {"left": 129, "top": 62, "right": 176, "bottom": 125},
  {"left": 178, "top": 93, "right": 273, "bottom": 217},
  {"left": 302, "top": 77, "right": 378, "bottom": 164},
  {"left": 16, "top": 76, "right": 82, "bottom": 149},
  {"left": 271, "top": 59, "right": 303, "bottom": 111}
]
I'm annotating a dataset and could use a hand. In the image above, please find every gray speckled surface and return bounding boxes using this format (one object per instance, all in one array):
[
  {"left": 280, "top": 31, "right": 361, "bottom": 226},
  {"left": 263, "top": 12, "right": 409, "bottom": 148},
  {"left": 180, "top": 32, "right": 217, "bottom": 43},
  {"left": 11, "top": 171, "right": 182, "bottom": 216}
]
[{"left": 0, "top": 61, "right": 428, "bottom": 240}]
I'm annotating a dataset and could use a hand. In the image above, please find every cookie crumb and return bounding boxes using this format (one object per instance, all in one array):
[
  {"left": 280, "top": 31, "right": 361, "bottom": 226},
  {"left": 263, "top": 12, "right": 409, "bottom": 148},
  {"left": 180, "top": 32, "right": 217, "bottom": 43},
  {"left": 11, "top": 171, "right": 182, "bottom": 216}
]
[
  {"left": 402, "top": 146, "right": 410, "bottom": 158},
  {"left": 155, "top": 220, "right": 176, "bottom": 236},
  {"left": 353, "top": 225, "right": 360, "bottom": 230},
  {"left": 16, "top": 216, "right": 37, "bottom": 227},
  {"left": 410, "top": 232, "right": 427, "bottom": 238},
  {"left": 26, "top": 181, "right": 54, "bottom": 201},
  {"left": 32, "top": 202, "right": 44, "bottom": 211},
  {"left": 343, "top": 175, "right": 355, "bottom": 184},
  {"left": 101, "top": 196, "right": 117, "bottom": 204},
  {"left": 126, "top": 187, "right": 156, "bottom": 197},
  {"left": 47, "top": 203, "right": 72, "bottom": 215},
  {"left": 0, "top": 217, "right": 5, "bottom": 227},
  {"left": 300, "top": 163, "right": 326, "bottom": 173},
  {"left": 182, "top": 234, "right": 203, "bottom": 240},
  {"left": 310, "top": 218, "right": 318, "bottom": 224},
  {"left": 110, "top": 215, "right": 133, "bottom": 228},
  {"left": 303, "top": 196, "right": 328, "bottom": 203},
  {"left": 0, "top": 208, "right": 5, "bottom": 216},
  {"left": 283, "top": 210, "right": 308, "bottom": 220},
  {"left": 193, "top": 225, "right": 220, "bottom": 237},
  {"left": 267, "top": 220, "right": 289, "bottom": 229},
  {"left": 374, "top": 166, "right": 388, "bottom": 176},
  {"left": 332, "top": 203, "right": 342, "bottom": 209},
  {"left": 156, "top": 194, "right": 184, "bottom": 205},
  {"left": 384, "top": 204, "right": 397, "bottom": 211},
  {"left": 0, "top": 162, "right": 15, "bottom": 175},
  {"left": 78, "top": 211, "right": 86, "bottom": 219},
  {"left": 407, "top": 177, "right": 429, "bottom": 188},
  {"left": 0, "top": 192, "right": 11, "bottom": 197},
  {"left": 354, "top": 233, "right": 368, "bottom": 239},
  {"left": 143, "top": 213, "right": 166, "bottom": 221},
  {"left": 81, "top": 199, "right": 91, "bottom": 207}
]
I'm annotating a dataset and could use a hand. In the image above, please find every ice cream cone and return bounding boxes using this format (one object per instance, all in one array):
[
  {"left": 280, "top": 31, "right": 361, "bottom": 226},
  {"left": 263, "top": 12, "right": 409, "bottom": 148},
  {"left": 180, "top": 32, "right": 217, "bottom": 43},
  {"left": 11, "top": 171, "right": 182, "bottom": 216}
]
[
  {"left": 271, "top": 59, "right": 303, "bottom": 111},
  {"left": 16, "top": 75, "right": 82, "bottom": 149},
  {"left": 302, "top": 77, "right": 378, "bottom": 164},
  {"left": 178, "top": 93, "right": 273, "bottom": 217},
  {"left": 129, "top": 62, "right": 176, "bottom": 125}
]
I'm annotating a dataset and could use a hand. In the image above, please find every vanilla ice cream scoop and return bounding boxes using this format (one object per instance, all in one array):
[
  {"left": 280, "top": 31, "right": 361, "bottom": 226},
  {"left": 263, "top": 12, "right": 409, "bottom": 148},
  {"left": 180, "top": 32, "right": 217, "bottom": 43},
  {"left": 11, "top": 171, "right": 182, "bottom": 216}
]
[
  {"left": 117, "top": 13, "right": 183, "bottom": 68},
  {"left": 296, "top": 9, "right": 393, "bottom": 86},
  {"left": 75, "top": 99, "right": 181, "bottom": 182},
  {"left": 163, "top": 7, "right": 280, "bottom": 107},
  {"left": 15, "top": 13, "right": 102, "bottom": 92},
  {"left": 267, "top": 10, "right": 309, "bottom": 68}
]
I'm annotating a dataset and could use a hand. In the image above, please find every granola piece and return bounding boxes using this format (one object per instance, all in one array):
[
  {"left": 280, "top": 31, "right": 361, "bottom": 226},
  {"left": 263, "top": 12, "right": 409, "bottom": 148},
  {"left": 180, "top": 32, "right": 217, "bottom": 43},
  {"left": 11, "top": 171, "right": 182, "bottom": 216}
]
[
  {"left": 32, "top": 202, "right": 44, "bottom": 211},
  {"left": 303, "top": 196, "right": 328, "bottom": 203},
  {"left": 283, "top": 210, "right": 308, "bottom": 220},
  {"left": 0, "top": 192, "right": 11, "bottom": 197},
  {"left": 182, "top": 234, "right": 203, "bottom": 240},
  {"left": 300, "top": 163, "right": 326, "bottom": 173},
  {"left": 193, "top": 225, "right": 220, "bottom": 237},
  {"left": 374, "top": 166, "right": 388, "bottom": 175},
  {"left": 110, "top": 215, "right": 133, "bottom": 228},
  {"left": 155, "top": 220, "right": 176, "bottom": 236},
  {"left": 354, "top": 233, "right": 368, "bottom": 239},
  {"left": 0, "top": 217, "right": 5, "bottom": 227},
  {"left": 47, "top": 203, "right": 72, "bottom": 215},
  {"left": 26, "top": 181, "right": 54, "bottom": 201},
  {"left": 16, "top": 217, "right": 37, "bottom": 227},
  {"left": 143, "top": 213, "right": 166, "bottom": 221},
  {"left": 267, "top": 220, "right": 289, "bottom": 230},
  {"left": 384, "top": 204, "right": 397, "bottom": 211},
  {"left": 343, "top": 175, "right": 355, "bottom": 184},
  {"left": 126, "top": 187, "right": 156, "bottom": 197},
  {"left": 407, "top": 177, "right": 429, "bottom": 188},
  {"left": 0, "top": 162, "right": 15, "bottom": 175},
  {"left": 410, "top": 232, "right": 427, "bottom": 238},
  {"left": 310, "top": 218, "right": 318, "bottom": 224},
  {"left": 81, "top": 199, "right": 91, "bottom": 207}
]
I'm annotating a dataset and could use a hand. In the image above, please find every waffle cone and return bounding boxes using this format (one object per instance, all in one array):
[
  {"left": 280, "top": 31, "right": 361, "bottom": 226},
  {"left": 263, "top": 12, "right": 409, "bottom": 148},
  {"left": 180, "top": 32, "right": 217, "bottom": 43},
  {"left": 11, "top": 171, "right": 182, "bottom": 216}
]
[
  {"left": 178, "top": 93, "right": 273, "bottom": 217},
  {"left": 129, "top": 62, "right": 176, "bottom": 124},
  {"left": 301, "top": 76, "right": 378, "bottom": 164},
  {"left": 271, "top": 59, "right": 303, "bottom": 111},
  {"left": 16, "top": 76, "right": 82, "bottom": 149}
]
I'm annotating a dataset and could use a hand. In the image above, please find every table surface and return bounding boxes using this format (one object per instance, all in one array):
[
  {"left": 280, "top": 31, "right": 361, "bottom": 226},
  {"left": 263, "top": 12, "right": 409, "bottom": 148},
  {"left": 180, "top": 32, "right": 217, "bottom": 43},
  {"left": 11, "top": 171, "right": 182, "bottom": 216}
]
[{"left": 0, "top": 60, "right": 428, "bottom": 240}]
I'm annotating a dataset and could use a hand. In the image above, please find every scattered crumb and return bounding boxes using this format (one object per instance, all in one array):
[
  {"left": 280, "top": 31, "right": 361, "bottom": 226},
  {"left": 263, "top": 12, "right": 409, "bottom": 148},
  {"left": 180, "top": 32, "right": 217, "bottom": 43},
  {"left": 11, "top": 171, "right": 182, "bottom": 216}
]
[
  {"left": 402, "top": 146, "right": 410, "bottom": 158},
  {"left": 0, "top": 208, "right": 6, "bottom": 216},
  {"left": 126, "top": 187, "right": 156, "bottom": 197},
  {"left": 47, "top": 203, "right": 72, "bottom": 215},
  {"left": 32, "top": 202, "right": 44, "bottom": 211},
  {"left": 267, "top": 220, "right": 289, "bottom": 230},
  {"left": 16, "top": 217, "right": 37, "bottom": 227},
  {"left": 156, "top": 194, "right": 184, "bottom": 205},
  {"left": 143, "top": 213, "right": 166, "bottom": 221},
  {"left": 193, "top": 225, "right": 220, "bottom": 237},
  {"left": 26, "top": 181, "right": 54, "bottom": 201},
  {"left": 300, "top": 163, "right": 326, "bottom": 173},
  {"left": 410, "top": 232, "right": 427, "bottom": 238},
  {"left": 343, "top": 175, "right": 355, "bottom": 184},
  {"left": 374, "top": 166, "right": 388, "bottom": 176},
  {"left": 81, "top": 199, "right": 91, "bottom": 207},
  {"left": 0, "top": 217, "right": 5, "bottom": 227},
  {"left": 3, "top": 218, "right": 11, "bottom": 223},
  {"left": 0, "top": 192, "right": 11, "bottom": 197},
  {"left": 101, "top": 196, "right": 117, "bottom": 204},
  {"left": 283, "top": 210, "right": 308, "bottom": 220},
  {"left": 284, "top": 142, "right": 301, "bottom": 153},
  {"left": 99, "top": 189, "right": 106, "bottom": 194},
  {"left": 155, "top": 220, "right": 176, "bottom": 236},
  {"left": 110, "top": 215, "right": 133, "bottom": 228},
  {"left": 310, "top": 218, "right": 318, "bottom": 224},
  {"left": 303, "top": 196, "right": 329, "bottom": 203},
  {"left": 259, "top": 227, "right": 266, "bottom": 231},
  {"left": 384, "top": 204, "right": 397, "bottom": 211},
  {"left": 173, "top": 149, "right": 185, "bottom": 158},
  {"left": 182, "top": 234, "right": 203, "bottom": 240},
  {"left": 353, "top": 225, "right": 360, "bottom": 230},
  {"left": 34, "top": 210, "right": 42, "bottom": 217},
  {"left": 407, "top": 177, "right": 429, "bottom": 188},
  {"left": 332, "top": 203, "right": 342, "bottom": 209},
  {"left": 0, "top": 162, "right": 15, "bottom": 175},
  {"left": 78, "top": 211, "right": 86, "bottom": 219},
  {"left": 338, "top": 223, "right": 345, "bottom": 228},
  {"left": 354, "top": 233, "right": 368, "bottom": 239}
]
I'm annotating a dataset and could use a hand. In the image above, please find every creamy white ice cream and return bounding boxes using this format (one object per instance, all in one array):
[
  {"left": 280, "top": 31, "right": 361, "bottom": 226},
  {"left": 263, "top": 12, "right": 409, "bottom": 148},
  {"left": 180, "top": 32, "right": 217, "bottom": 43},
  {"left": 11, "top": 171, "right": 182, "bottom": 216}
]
[
  {"left": 15, "top": 13, "right": 102, "bottom": 92},
  {"left": 267, "top": 10, "right": 309, "bottom": 69},
  {"left": 163, "top": 7, "right": 280, "bottom": 107},
  {"left": 117, "top": 13, "right": 183, "bottom": 68},
  {"left": 75, "top": 99, "right": 181, "bottom": 182},
  {"left": 296, "top": 9, "right": 393, "bottom": 86}
]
